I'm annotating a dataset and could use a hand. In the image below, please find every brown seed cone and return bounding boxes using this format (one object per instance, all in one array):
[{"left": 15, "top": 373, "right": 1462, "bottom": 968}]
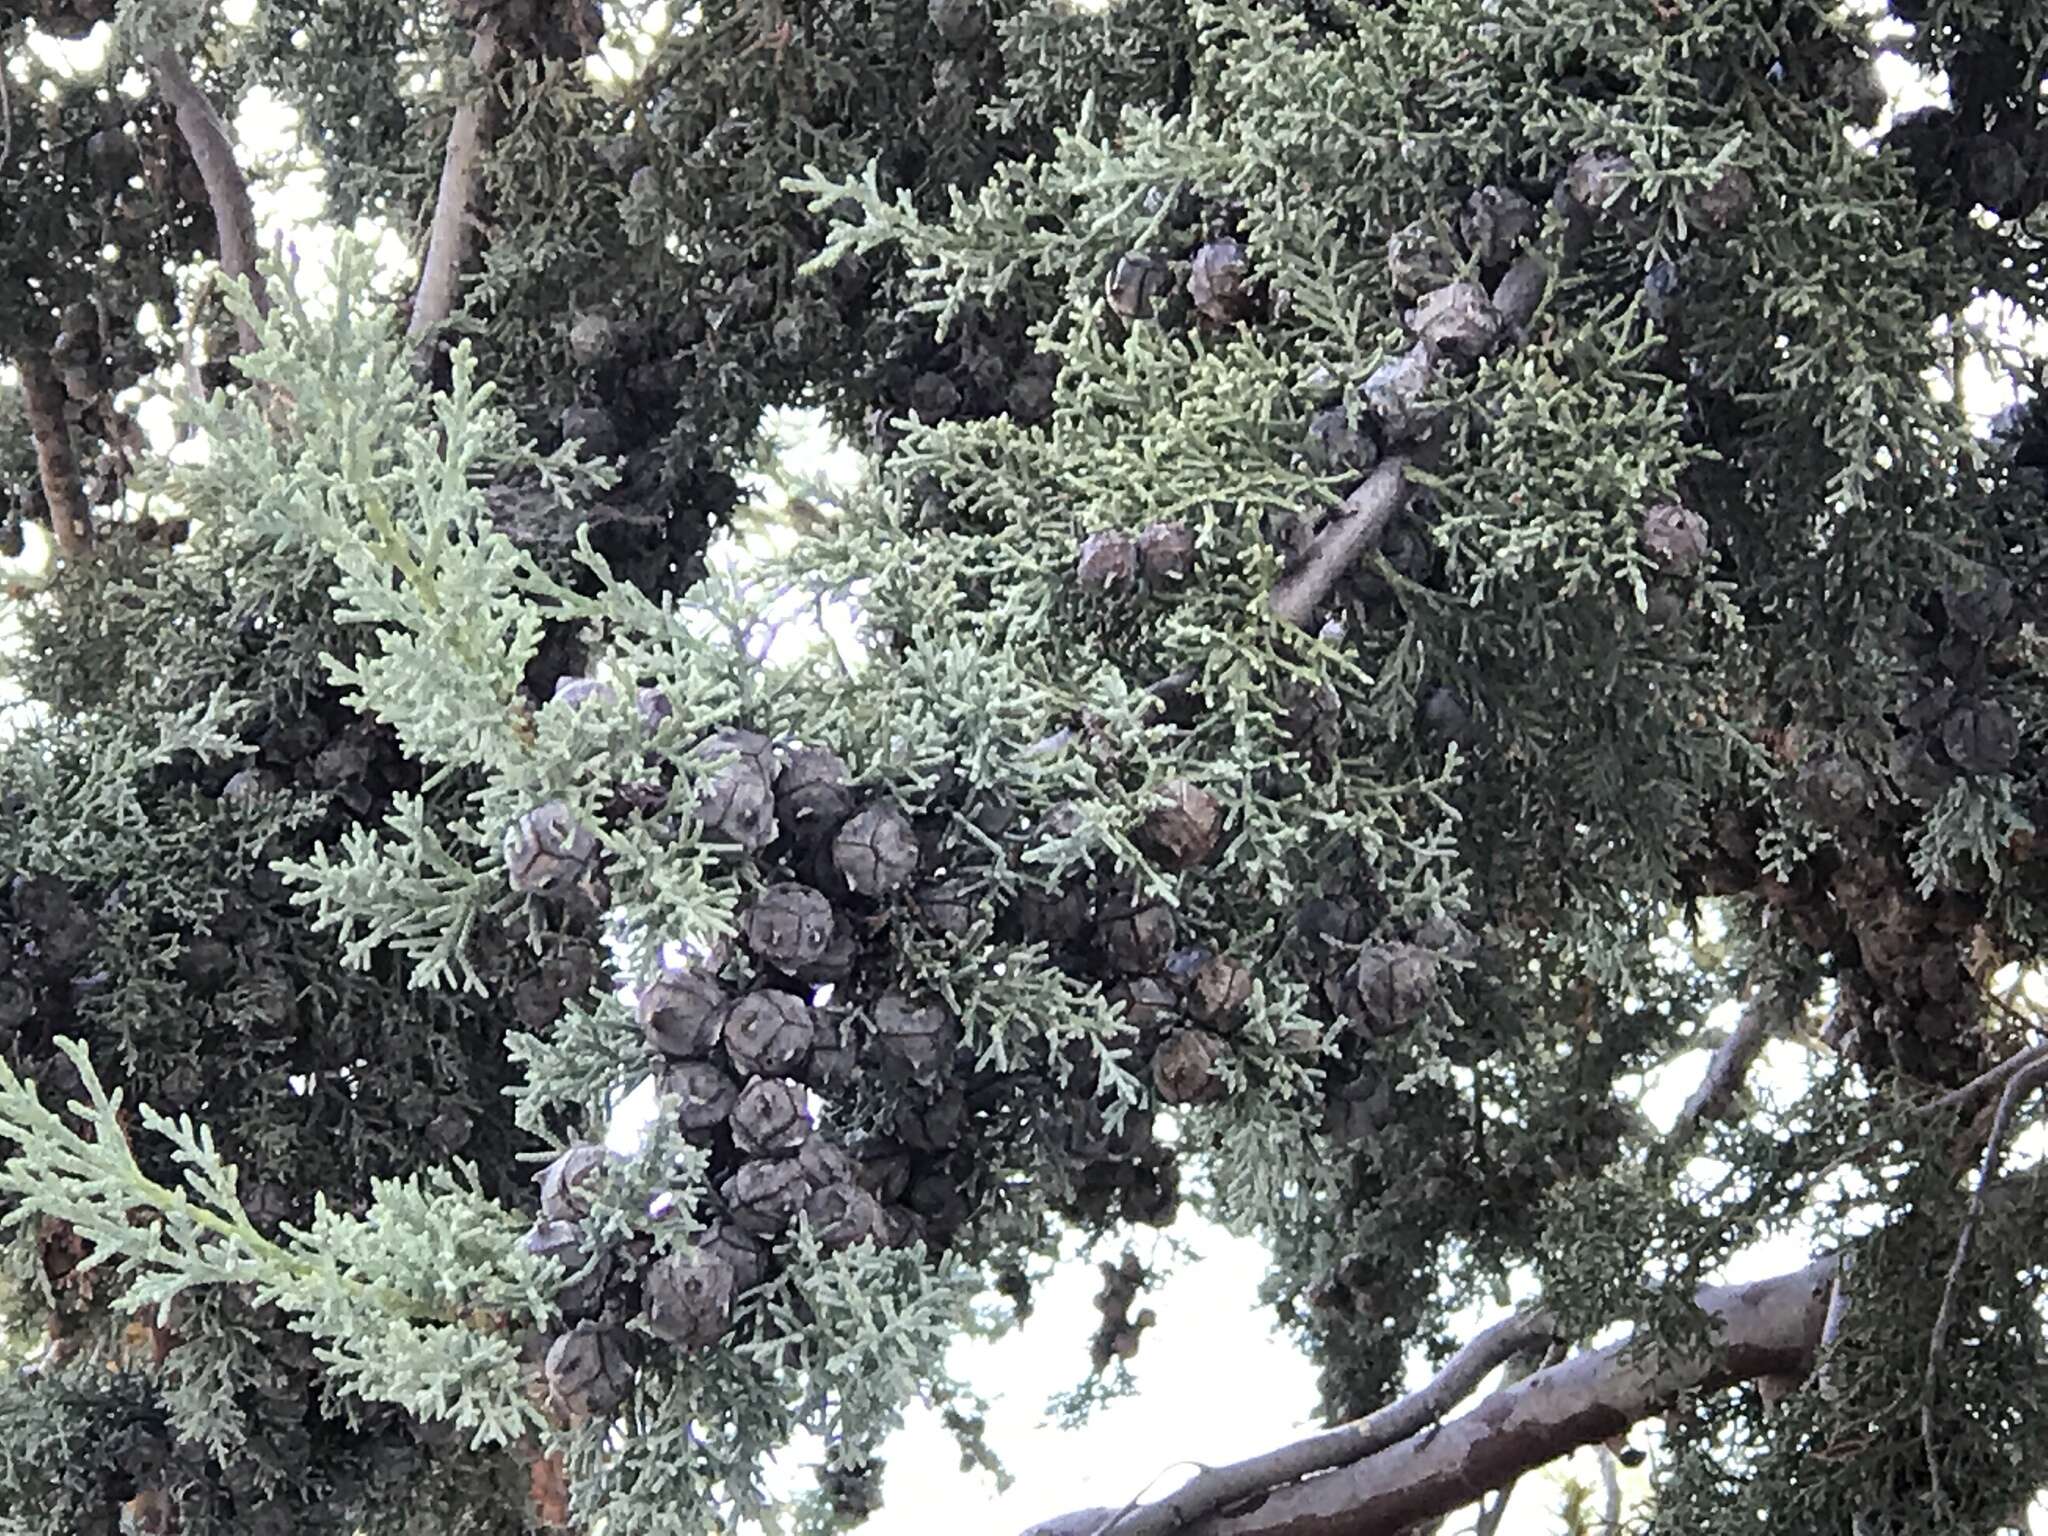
[
  {"left": 536, "top": 1144, "right": 612, "bottom": 1223},
  {"left": 832, "top": 802, "right": 921, "bottom": 896},
  {"left": 722, "top": 990, "right": 816, "bottom": 1077},
  {"left": 544, "top": 1323, "right": 637, "bottom": 1419},
  {"left": 660, "top": 1059, "right": 741, "bottom": 1136},
  {"left": 642, "top": 1250, "right": 736, "bottom": 1350},
  {"left": 691, "top": 729, "right": 779, "bottom": 851},
  {"left": 805, "top": 1182, "right": 885, "bottom": 1250},
  {"left": 894, "top": 1084, "right": 967, "bottom": 1153},
  {"left": 740, "top": 882, "right": 837, "bottom": 969},
  {"left": 1138, "top": 521, "right": 1196, "bottom": 583},
  {"left": 731, "top": 1076, "right": 814, "bottom": 1157},
  {"left": 1349, "top": 942, "right": 1440, "bottom": 1034},
  {"left": 1640, "top": 501, "right": 1710, "bottom": 575},
  {"left": 722, "top": 1158, "right": 813, "bottom": 1238},
  {"left": 1151, "top": 1028, "right": 1229, "bottom": 1104},
  {"left": 1184, "top": 954, "right": 1253, "bottom": 1030},
  {"left": 1139, "top": 780, "right": 1223, "bottom": 869},
  {"left": 1100, "top": 897, "right": 1177, "bottom": 975},
  {"left": 505, "top": 801, "right": 600, "bottom": 895},
  {"left": 1077, "top": 529, "right": 1140, "bottom": 593},
  {"left": 776, "top": 746, "right": 857, "bottom": 838},
  {"left": 871, "top": 991, "right": 958, "bottom": 1085},
  {"left": 638, "top": 968, "right": 729, "bottom": 1060}
]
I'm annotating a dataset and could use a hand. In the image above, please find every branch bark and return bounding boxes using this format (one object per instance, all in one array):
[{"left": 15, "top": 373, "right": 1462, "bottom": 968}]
[
  {"left": 1666, "top": 979, "right": 1796, "bottom": 1150},
  {"left": 1027, "top": 1260, "right": 1839, "bottom": 1536},
  {"left": 409, "top": 20, "right": 505, "bottom": 342},
  {"left": 14, "top": 349, "right": 93, "bottom": 556},
  {"left": 1187, "top": 1260, "right": 1837, "bottom": 1536},
  {"left": 148, "top": 50, "right": 269, "bottom": 353},
  {"left": 1040, "top": 1310, "right": 1560, "bottom": 1536},
  {"left": 1268, "top": 459, "right": 1411, "bottom": 630}
]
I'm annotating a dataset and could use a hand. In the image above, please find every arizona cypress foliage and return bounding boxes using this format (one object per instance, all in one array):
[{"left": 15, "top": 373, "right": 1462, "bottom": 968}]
[{"left": 2, "top": 0, "right": 2047, "bottom": 1533}]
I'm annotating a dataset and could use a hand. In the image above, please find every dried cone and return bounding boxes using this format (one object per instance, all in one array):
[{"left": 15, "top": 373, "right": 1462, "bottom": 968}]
[
  {"left": 1942, "top": 699, "right": 2020, "bottom": 775},
  {"left": 776, "top": 746, "right": 856, "bottom": 837},
  {"left": 1076, "top": 530, "right": 1140, "bottom": 593},
  {"left": 524, "top": 1220, "right": 611, "bottom": 1323},
  {"left": 894, "top": 1084, "right": 967, "bottom": 1152},
  {"left": 1560, "top": 148, "right": 1637, "bottom": 222},
  {"left": 722, "top": 990, "right": 815, "bottom": 1077},
  {"left": 914, "top": 880, "right": 979, "bottom": 936},
  {"left": 1386, "top": 219, "right": 1459, "bottom": 300},
  {"left": 537, "top": 1144, "right": 611, "bottom": 1223},
  {"left": 1139, "top": 781, "right": 1223, "bottom": 869},
  {"left": 691, "top": 729, "right": 779, "bottom": 851},
  {"left": 806, "top": 1182, "right": 885, "bottom": 1250},
  {"left": 832, "top": 802, "right": 920, "bottom": 896},
  {"left": 731, "top": 1077, "right": 814, "bottom": 1157},
  {"left": 1152, "top": 1028, "right": 1228, "bottom": 1104},
  {"left": 1138, "top": 521, "right": 1196, "bottom": 583},
  {"left": 1458, "top": 185, "right": 1538, "bottom": 266},
  {"left": 1639, "top": 502, "right": 1710, "bottom": 575},
  {"left": 1105, "top": 251, "right": 1170, "bottom": 319},
  {"left": 643, "top": 1250, "right": 736, "bottom": 1349},
  {"left": 697, "top": 1222, "right": 769, "bottom": 1294},
  {"left": 1185, "top": 954, "right": 1253, "bottom": 1031},
  {"left": 741, "top": 882, "right": 837, "bottom": 970},
  {"left": 1350, "top": 942, "right": 1440, "bottom": 1034},
  {"left": 1362, "top": 342, "right": 1436, "bottom": 444},
  {"left": 1688, "top": 165, "right": 1755, "bottom": 236},
  {"left": 504, "top": 802, "right": 600, "bottom": 895},
  {"left": 661, "top": 1059, "right": 741, "bottom": 1136},
  {"left": 1188, "top": 238, "right": 1253, "bottom": 324},
  {"left": 544, "top": 1324, "right": 637, "bottom": 1418},
  {"left": 722, "top": 1158, "right": 812, "bottom": 1237},
  {"left": 638, "top": 969, "right": 729, "bottom": 1059},
  {"left": 872, "top": 991, "right": 958, "bottom": 1085},
  {"left": 1108, "top": 976, "right": 1181, "bottom": 1034},
  {"left": 799, "top": 1007, "right": 859, "bottom": 1093},
  {"left": 1100, "top": 897, "right": 1177, "bottom": 975},
  {"left": 1409, "top": 283, "right": 1502, "bottom": 363}
]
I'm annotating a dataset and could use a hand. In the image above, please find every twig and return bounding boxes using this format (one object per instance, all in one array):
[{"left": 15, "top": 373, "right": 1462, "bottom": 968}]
[
  {"left": 14, "top": 349, "right": 92, "bottom": 556},
  {"left": 1666, "top": 979, "right": 1793, "bottom": 1150},
  {"left": 148, "top": 49, "right": 269, "bottom": 353},
  {"left": 1919, "top": 1056, "right": 2048, "bottom": 1516},
  {"left": 1267, "top": 457, "right": 1411, "bottom": 629},
  {"left": 1924, "top": 1036, "right": 2048, "bottom": 1117},
  {"left": 409, "top": 19, "right": 505, "bottom": 342},
  {"left": 1597, "top": 1446, "right": 1622, "bottom": 1534},
  {"left": 1081, "top": 1308, "right": 1560, "bottom": 1536}
]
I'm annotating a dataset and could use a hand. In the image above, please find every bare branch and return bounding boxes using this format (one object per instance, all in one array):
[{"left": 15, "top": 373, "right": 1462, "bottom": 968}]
[
  {"left": 1596, "top": 1448, "right": 1622, "bottom": 1535},
  {"left": 1925, "top": 1037, "right": 2048, "bottom": 1117},
  {"left": 14, "top": 349, "right": 93, "bottom": 556},
  {"left": 1666, "top": 979, "right": 1797, "bottom": 1149},
  {"left": 1921, "top": 1056, "right": 2048, "bottom": 1515},
  {"left": 409, "top": 20, "right": 505, "bottom": 342},
  {"left": 1068, "top": 1309, "right": 1560, "bottom": 1536},
  {"left": 148, "top": 50, "right": 269, "bottom": 353},
  {"left": 1268, "top": 459, "right": 1411, "bottom": 630},
  {"left": 1182, "top": 1260, "right": 1838, "bottom": 1536}
]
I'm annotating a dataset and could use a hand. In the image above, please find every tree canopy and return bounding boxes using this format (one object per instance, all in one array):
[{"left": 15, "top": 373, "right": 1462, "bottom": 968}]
[{"left": 3, "top": 1, "right": 2048, "bottom": 1533}]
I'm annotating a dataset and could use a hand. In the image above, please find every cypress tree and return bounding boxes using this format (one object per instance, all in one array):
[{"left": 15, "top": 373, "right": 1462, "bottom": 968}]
[{"left": 2, "top": 1, "right": 2046, "bottom": 1533}]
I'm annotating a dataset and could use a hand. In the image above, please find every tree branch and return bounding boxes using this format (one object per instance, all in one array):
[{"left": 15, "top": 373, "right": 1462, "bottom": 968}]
[
  {"left": 1666, "top": 979, "right": 1795, "bottom": 1150},
  {"left": 1026, "top": 1261, "right": 1842, "bottom": 1536},
  {"left": 148, "top": 49, "right": 269, "bottom": 353},
  {"left": 1185, "top": 1260, "right": 1838, "bottom": 1536},
  {"left": 409, "top": 19, "right": 504, "bottom": 342},
  {"left": 1268, "top": 459, "right": 1411, "bottom": 630},
  {"left": 14, "top": 349, "right": 93, "bottom": 556},
  {"left": 1048, "top": 1309, "right": 1560, "bottom": 1536}
]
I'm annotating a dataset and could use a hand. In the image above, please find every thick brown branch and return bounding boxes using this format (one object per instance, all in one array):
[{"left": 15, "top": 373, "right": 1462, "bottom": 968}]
[
  {"left": 14, "top": 349, "right": 93, "bottom": 556},
  {"left": 1038, "top": 1310, "right": 1560, "bottom": 1536},
  {"left": 1189, "top": 1260, "right": 1837, "bottom": 1536},
  {"left": 148, "top": 50, "right": 268, "bottom": 352},
  {"left": 409, "top": 21, "right": 504, "bottom": 342},
  {"left": 1268, "top": 459, "right": 1411, "bottom": 630}
]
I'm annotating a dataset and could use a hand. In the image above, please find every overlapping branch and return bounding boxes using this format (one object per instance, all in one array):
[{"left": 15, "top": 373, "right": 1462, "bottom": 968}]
[
  {"left": 148, "top": 49, "right": 269, "bottom": 352},
  {"left": 14, "top": 348, "right": 93, "bottom": 555},
  {"left": 1029, "top": 1260, "right": 1837, "bottom": 1536},
  {"left": 409, "top": 19, "right": 505, "bottom": 342}
]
